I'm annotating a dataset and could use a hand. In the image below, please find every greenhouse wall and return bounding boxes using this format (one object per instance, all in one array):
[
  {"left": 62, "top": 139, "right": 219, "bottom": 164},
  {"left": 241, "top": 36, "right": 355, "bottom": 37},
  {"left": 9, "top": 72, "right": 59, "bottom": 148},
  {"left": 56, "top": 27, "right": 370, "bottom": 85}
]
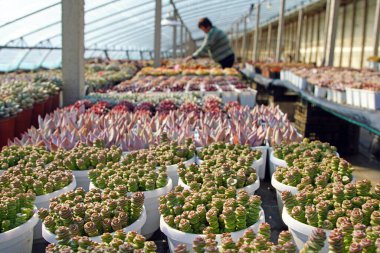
[{"left": 233, "top": 0, "right": 378, "bottom": 68}]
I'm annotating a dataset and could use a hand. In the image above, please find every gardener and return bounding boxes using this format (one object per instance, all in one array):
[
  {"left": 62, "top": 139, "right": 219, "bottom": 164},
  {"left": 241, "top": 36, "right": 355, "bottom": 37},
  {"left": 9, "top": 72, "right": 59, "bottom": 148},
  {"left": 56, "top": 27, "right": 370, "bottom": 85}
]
[{"left": 185, "top": 17, "right": 235, "bottom": 68}]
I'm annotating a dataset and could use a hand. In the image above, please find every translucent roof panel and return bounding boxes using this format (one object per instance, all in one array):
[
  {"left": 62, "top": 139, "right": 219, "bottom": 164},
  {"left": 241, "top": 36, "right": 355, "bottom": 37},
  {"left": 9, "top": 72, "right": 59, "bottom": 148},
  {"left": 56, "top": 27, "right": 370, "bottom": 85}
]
[{"left": 0, "top": 0, "right": 319, "bottom": 71}]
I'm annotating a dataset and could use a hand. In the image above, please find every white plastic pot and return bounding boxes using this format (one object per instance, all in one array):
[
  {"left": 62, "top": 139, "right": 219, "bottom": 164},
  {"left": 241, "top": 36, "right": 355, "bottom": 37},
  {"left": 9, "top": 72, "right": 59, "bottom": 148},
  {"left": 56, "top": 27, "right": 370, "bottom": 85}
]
[
  {"left": 367, "top": 90, "right": 380, "bottom": 110},
  {"left": 239, "top": 89, "right": 257, "bottom": 108},
  {"left": 178, "top": 176, "right": 260, "bottom": 195},
  {"left": 161, "top": 207, "right": 265, "bottom": 253},
  {"left": 282, "top": 208, "right": 331, "bottom": 253},
  {"left": 271, "top": 174, "right": 298, "bottom": 215},
  {"left": 352, "top": 88, "right": 361, "bottom": 107},
  {"left": 221, "top": 91, "right": 238, "bottom": 104},
  {"left": 314, "top": 86, "right": 328, "bottom": 98},
  {"left": 42, "top": 206, "right": 147, "bottom": 244},
  {"left": 269, "top": 150, "right": 287, "bottom": 178},
  {"left": 0, "top": 170, "right": 3, "bottom": 176},
  {"left": 360, "top": 90, "right": 369, "bottom": 108},
  {"left": 34, "top": 178, "right": 77, "bottom": 239},
  {"left": 89, "top": 178, "right": 173, "bottom": 238},
  {"left": 345, "top": 88, "right": 353, "bottom": 105},
  {"left": 73, "top": 170, "right": 90, "bottom": 191},
  {"left": 251, "top": 146, "right": 267, "bottom": 180},
  {"left": 0, "top": 210, "right": 38, "bottom": 253},
  {"left": 161, "top": 156, "right": 195, "bottom": 186}
]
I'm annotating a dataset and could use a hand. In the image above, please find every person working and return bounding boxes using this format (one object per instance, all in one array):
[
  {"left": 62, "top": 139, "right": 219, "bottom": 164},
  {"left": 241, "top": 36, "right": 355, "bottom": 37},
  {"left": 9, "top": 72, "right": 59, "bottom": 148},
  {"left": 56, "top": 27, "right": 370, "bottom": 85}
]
[{"left": 185, "top": 17, "right": 235, "bottom": 68}]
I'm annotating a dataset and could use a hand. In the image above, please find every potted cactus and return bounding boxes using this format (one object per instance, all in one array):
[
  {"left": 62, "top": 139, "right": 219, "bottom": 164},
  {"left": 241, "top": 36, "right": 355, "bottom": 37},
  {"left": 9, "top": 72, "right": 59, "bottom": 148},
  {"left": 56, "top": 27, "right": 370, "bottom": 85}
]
[
  {"left": 281, "top": 179, "right": 380, "bottom": 252},
  {"left": 270, "top": 138, "right": 338, "bottom": 177},
  {"left": 89, "top": 149, "right": 173, "bottom": 237},
  {"left": 0, "top": 190, "right": 38, "bottom": 253},
  {"left": 159, "top": 185, "right": 265, "bottom": 252},
  {"left": 39, "top": 188, "right": 146, "bottom": 244},
  {"left": 45, "top": 230, "right": 157, "bottom": 253},
  {"left": 151, "top": 134, "right": 195, "bottom": 186},
  {"left": 174, "top": 222, "right": 297, "bottom": 253},
  {"left": 61, "top": 143, "right": 122, "bottom": 191},
  {"left": 272, "top": 155, "right": 354, "bottom": 214}
]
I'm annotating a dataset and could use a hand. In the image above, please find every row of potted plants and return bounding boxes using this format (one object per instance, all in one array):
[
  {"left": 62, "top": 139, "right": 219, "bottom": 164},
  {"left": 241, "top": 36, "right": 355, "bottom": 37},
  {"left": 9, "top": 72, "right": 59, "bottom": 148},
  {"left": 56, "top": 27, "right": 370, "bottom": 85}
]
[
  {"left": 280, "top": 67, "right": 380, "bottom": 109},
  {"left": 136, "top": 67, "right": 240, "bottom": 77},
  {"left": 0, "top": 75, "right": 61, "bottom": 148},
  {"left": 10, "top": 99, "right": 300, "bottom": 151}
]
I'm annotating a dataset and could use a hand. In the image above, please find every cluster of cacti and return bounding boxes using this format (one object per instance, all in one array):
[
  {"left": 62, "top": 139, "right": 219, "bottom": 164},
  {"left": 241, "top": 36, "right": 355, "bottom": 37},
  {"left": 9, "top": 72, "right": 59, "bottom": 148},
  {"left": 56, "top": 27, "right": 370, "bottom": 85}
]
[
  {"left": 328, "top": 221, "right": 380, "bottom": 253},
  {"left": 159, "top": 185, "right": 262, "bottom": 234},
  {"left": 38, "top": 188, "right": 144, "bottom": 238},
  {"left": 282, "top": 180, "right": 380, "bottom": 229},
  {"left": 45, "top": 230, "right": 157, "bottom": 253},
  {"left": 0, "top": 190, "right": 35, "bottom": 232},
  {"left": 174, "top": 223, "right": 298, "bottom": 253},
  {"left": 0, "top": 145, "right": 54, "bottom": 170},
  {"left": 62, "top": 144, "right": 122, "bottom": 171},
  {"left": 178, "top": 162, "right": 258, "bottom": 191},
  {"left": 0, "top": 162, "right": 73, "bottom": 196},
  {"left": 197, "top": 142, "right": 261, "bottom": 163},
  {"left": 274, "top": 155, "right": 353, "bottom": 189},
  {"left": 149, "top": 134, "right": 195, "bottom": 167},
  {"left": 89, "top": 150, "right": 168, "bottom": 191},
  {"left": 273, "top": 138, "right": 337, "bottom": 166}
]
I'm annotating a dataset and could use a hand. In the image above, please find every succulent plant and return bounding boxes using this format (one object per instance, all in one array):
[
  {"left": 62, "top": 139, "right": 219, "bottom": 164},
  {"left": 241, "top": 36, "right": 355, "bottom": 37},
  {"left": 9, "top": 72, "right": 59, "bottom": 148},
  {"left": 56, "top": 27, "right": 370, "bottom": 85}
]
[
  {"left": 176, "top": 143, "right": 261, "bottom": 190},
  {"left": 282, "top": 180, "right": 380, "bottom": 230},
  {"left": 274, "top": 155, "right": 353, "bottom": 190},
  {"left": 89, "top": 150, "right": 168, "bottom": 191},
  {"left": 159, "top": 185, "right": 262, "bottom": 234},
  {"left": 0, "top": 161, "right": 73, "bottom": 196},
  {"left": 0, "top": 97, "right": 21, "bottom": 119},
  {"left": 62, "top": 144, "right": 122, "bottom": 171},
  {"left": 45, "top": 230, "right": 156, "bottom": 252},
  {"left": 39, "top": 188, "right": 144, "bottom": 238},
  {"left": 273, "top": 138, "right": 337, "bottom": 166},
  {"left": 174, "top": 223, "right": 298, "bottom": 253},
  {"left": 0, "top": 190, "right": 35, "bottom": 232}
]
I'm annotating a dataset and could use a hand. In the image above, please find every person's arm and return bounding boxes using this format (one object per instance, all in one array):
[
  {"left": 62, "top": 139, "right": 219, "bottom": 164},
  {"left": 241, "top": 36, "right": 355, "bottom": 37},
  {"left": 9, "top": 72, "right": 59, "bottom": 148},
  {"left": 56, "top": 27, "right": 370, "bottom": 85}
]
[{"left": 192, "top": 29, "right": 216, "bottom": 59}]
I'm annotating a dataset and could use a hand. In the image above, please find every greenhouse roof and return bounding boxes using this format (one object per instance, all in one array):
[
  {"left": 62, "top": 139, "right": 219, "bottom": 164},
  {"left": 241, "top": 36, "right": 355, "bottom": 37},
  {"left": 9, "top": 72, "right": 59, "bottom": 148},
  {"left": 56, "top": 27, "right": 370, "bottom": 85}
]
[{"left": 0, "top": 0, "right": 319, "bottom": 72}]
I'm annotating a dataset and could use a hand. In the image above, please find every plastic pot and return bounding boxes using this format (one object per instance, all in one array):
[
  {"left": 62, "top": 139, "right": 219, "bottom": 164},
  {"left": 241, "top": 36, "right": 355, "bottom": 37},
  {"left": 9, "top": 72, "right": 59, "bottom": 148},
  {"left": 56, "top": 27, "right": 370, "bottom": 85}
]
[
  {"left": 161, "top": 207, "right": 265, "bottom": 253},
  {"left": 0, "top": 209, "right": 38, "bottom": 253},
  {"left": 0, "top": 116, "right": 16, "bottom": 148},
  {"left": 159, "top": 156, "right": 195, "bottom": 186},
  {"left": 15, "top": 108, "right": 33, "bottom": 138},
  {"left": 178, "top": 176, "right": 260, "bottom": 195},
  {"left": 271, "top": 174, "right": 298, "bottom": 215},
  {"left": 89, "top": 178, "right": 173, "bottom": 238},
  {"left": 282, "top": 208, "right": 331, "bottom": 253},
  {"left": 33, "top": 178, "right": 77, "bottom": 239},
  {"left": 72, "top": 170, "right": 90, "bottom": 191},
  {"left": 42, "top": 206, "right": 147, "bottom": 244},
  {"left": 44, "top": 97, "right": 53, "bottom": 115},
  {"left": 31, "top": 102, "right": 45, "bottom": 127},
  {"left": 51, "top": 93, "right": 60, "bottom": 110},
  {"left": 269, "top": 150, "right": 287, "bottom": 178},
  {"left": 251, "top": 146, "right": 268, "bottom": 180}
]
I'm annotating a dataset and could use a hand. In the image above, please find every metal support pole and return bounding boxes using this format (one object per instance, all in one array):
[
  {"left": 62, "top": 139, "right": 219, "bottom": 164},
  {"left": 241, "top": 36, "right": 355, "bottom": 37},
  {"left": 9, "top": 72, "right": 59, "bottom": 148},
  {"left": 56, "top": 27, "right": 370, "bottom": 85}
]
[
  {"left": 154, "top": 0, "right": 162, "bottom": 67},
  {"left": 267, "top": 23, "right": 272, "bottom": 59},
  {"left": 172, "top": 26, "right": 177, "bottom": 58},
  {"left": 323, "top": 0, "right": 331, "bottom": 64},
  {"left": 295, "top": 8, "right": 303, "bottom": 62},
  {"left": 325, "top": 0, "right": 340, "bottom": 66},
  {"left": 241, "top": 16, "right": 247, "bottom": 62},
  {"left": 253, "top": 4, "right": 261, "bottom": 61},
  {"left": 180, "top": 25, "right": 184, "bottom": 57},
  {"left": 275, "top": 0, "right": 285, "bottom": 62},
  {"left": 235, "top": 23, "right": 239, "bottom": 54},
  {"left": 140, "top": 51, "right": 144, "bottom": 60},
  {"left": 373, "top": 0, "right": 380, "bottom": 56},
  {"left": 62, "top": 0, "right": 85, "bottom": 106},
  {"left": 126, "top": 50, "right": 130, "bottom": 60}
]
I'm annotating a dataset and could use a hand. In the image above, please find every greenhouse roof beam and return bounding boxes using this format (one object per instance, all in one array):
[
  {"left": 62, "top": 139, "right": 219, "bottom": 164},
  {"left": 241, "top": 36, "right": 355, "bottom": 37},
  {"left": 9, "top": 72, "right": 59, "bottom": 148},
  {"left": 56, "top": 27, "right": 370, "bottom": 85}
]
[
  {"left": 0, "top": 1, "right": 60, "bottom": 29},
  {"left": 4, "top": 0, "right": 122, "bottom": 43}
]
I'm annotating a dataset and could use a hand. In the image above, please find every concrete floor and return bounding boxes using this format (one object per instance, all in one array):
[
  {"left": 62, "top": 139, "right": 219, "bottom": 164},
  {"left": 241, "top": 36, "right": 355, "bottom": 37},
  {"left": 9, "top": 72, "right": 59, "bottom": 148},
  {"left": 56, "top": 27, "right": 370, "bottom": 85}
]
[{"left": 344, "top": 153, "right": 380, "bottom": 186}]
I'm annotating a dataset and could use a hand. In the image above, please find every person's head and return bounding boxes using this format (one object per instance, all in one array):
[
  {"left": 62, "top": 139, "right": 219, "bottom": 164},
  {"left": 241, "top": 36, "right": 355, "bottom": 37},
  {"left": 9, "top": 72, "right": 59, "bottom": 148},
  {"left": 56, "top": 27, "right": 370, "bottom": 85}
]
[{"left": 198, "top": 17, "right": 213, "bottom": 33}]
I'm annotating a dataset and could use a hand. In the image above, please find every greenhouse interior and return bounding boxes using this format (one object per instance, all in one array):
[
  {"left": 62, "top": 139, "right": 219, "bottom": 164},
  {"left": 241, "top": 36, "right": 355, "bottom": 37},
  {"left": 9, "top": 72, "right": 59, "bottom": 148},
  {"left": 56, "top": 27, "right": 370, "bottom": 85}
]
[{"left": 1, "top": 0, "right": 380, "bottom": 252}]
